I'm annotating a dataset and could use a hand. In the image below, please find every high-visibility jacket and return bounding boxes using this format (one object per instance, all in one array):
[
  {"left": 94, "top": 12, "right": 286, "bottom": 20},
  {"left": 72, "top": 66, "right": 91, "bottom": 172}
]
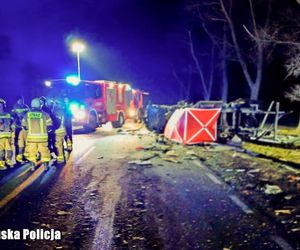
[
  {"left": 55, "top": 114, "right": 66, "bottom": 135},
  {"left": 22, "top": 110, "right": 53, "bottom": 142},
  {"left": 0, "top": 112, "right": 13, "bottom": 139}
]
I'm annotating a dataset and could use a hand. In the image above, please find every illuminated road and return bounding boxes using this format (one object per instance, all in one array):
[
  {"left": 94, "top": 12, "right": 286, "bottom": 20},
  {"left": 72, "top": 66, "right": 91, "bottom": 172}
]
[{"left": 0, "top": 122, "right": 296, "bottom": 249}]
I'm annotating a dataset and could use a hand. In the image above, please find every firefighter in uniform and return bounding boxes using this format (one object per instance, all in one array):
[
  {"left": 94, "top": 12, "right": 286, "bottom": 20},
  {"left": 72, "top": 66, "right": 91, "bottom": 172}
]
[
  {"left": 63, "top": 96, "right": 73, "bottom": 151},
  {"left": 0, "top": 99, "right": 13, "bottom": 169},
  {"left": 22, "top": 98, "right": 53, "bottom": 169},
  {"left": 12, "top": 96, "right": 29, "bottom": 163},
  {"left": 53, "top": 101, "right": 66, "bottom": 163},
  {"left": 45, "top": 98, "right": 58, "bottom": 155}
]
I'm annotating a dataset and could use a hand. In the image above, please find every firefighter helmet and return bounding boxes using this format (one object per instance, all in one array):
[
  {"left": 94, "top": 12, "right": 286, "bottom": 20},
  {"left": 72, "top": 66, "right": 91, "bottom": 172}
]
[
  {"left": 31, "top": 98, "right": 41, "bottom": 109},
  {"left": 39, "top": 96, "right": 47, "bottom": 106},
  {"left": 0, "top": 98, "right": 6, "bottom": 108}
]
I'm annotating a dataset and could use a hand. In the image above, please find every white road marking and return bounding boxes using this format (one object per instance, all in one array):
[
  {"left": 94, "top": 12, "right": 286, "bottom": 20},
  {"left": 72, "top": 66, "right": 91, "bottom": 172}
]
[
  {"left": 76, "top": 146, "right": 95, "bottom": 164},
  {"left": 271, "top": 235, "right": 294, "bottom": 250},
  {"left": 229, "top": 195, "right": 254, "bottom": 214},
  {"left": 0, "top": 165, "right": 45, "bottom": 209},
  {"left": 206, "top": 173, "right": 223, "bottom": 185}
]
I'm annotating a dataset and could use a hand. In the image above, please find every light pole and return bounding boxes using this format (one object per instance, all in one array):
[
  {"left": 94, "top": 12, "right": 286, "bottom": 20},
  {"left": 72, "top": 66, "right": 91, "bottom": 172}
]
[{"left": 71, "top": 41, "right": 85, "bottom": 80}]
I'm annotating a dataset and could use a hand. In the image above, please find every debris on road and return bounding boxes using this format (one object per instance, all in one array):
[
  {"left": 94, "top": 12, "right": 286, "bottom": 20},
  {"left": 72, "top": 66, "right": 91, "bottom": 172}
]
[
  {"left": 165, "top": 150, "right": 178, "bottom": 157},
  {"left": 128, "top": 160, "right": 153, "bottom": 166},
  {"left": 264, "top": 184, "right": 283, "bottom": 195},
  {"left": 57, "top": 210, "right": 71, "bottom": 216},
  {"left": 274, "top": 209, "right": 293, "bottom": 215},
  {"left": 161, "top": 157, "right": 181, "bottom": 164}
]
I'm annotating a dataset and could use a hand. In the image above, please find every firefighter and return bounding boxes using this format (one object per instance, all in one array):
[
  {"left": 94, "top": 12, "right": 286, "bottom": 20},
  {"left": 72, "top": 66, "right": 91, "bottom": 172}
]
[
  {"left": 40, "top": 96, "right": 51, "bottom": 114},
  {"left": 22, "top": 98, "right": 53, "bottom": 170},
  {"left": 12, "top": 96, "right": 29, "bottom": 163},
  {"left": 53, "top": 101, "right": 66, "bottom": 163},
  {"left": 45, "top": 98, "right": 58, "bottom": 155},
  {"left": 63, "top": 96, "right": 73, "bottom": 151},
  {"left": 0, "top": 99, "right": 14, "bottom": 169}
]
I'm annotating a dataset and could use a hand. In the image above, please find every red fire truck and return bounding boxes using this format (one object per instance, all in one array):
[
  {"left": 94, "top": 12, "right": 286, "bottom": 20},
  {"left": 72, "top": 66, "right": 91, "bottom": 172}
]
[{"left": 47, "top": 79, "right": 148, "bottom": 130}]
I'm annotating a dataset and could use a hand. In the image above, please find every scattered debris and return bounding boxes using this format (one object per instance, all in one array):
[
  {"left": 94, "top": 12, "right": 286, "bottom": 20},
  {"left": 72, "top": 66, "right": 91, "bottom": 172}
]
[
  {"left": 140, "top": 153, "right": 159, "bottom": 161},
  {"left": 162, "top": 158, "right": 180, "bottom": 164},
  {"left": 165, "top": 150, "right": 178, "bottom": 157},
  {"left": 284, "top": 195, "right": 293, "bottom": 200},
  {"left": 57, "top": 210, "right": 70, "bottom": 216},
  {"left": 248, "top": 169, "right": 260, "bottom": 174},
  {"left": 274, "top": 209, "right": 293, "bottom": 215},
  {"left": 128, "top": 160, "right": 153, "bottom": 166},
  {"left": 264, "top": 184, "right": 283, "bottom": 195},
  {"left": 185, "top": 150, "right": 197, "bottom": 156}
]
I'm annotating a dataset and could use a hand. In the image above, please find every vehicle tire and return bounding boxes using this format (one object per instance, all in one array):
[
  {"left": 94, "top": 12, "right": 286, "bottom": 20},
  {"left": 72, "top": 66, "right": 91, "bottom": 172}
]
[
  {"left": 84, "top": 113, "right": 98, "bottom": 132},
  {"left": 112, "top": 112, "right": 125, "bottom": 128}
]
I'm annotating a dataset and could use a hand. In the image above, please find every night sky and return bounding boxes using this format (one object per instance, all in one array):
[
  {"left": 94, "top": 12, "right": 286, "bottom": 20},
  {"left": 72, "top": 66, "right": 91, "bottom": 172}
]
[
  {"left": 0, "top": 0, "right": 186, "bottom": 105},
  {"left": 0, "top": 0, "right": 299, "bottom": 111}
]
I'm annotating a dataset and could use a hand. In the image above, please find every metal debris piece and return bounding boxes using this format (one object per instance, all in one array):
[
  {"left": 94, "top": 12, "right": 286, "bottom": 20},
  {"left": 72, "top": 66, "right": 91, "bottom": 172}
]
[
  {"left": 162, "top": 157, "right": 180, "bottom": 163},
  {"left": 264, "top": 184, "right": 283, "bottom": 195},
  {"left": 57, "top": 210, "right": 70, "bottom": 216},
  {"left": 128, "top": 160, "right": 152, "bottom": 166},
  {"left": 274, "top": 209, "right": 292, "bottom": 215}
]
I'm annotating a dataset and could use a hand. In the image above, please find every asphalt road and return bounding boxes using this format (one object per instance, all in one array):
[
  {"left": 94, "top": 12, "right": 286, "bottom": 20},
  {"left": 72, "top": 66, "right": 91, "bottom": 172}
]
[{"left": 0, "top": 122, "right": 296, "bottom": 250}]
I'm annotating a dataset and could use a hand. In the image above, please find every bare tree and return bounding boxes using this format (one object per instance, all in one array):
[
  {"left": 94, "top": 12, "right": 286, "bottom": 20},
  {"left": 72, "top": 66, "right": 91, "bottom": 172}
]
[
  {"left": 172, "top": 64, "right": 193, "bottom": 100},
  {"left": 186, "top": 0, "right": 230, "bottom": 101},
  {"left": 219, "top": 0, "right": 272, "bottom": 100},
  {"left": 188, "top": 30, "right": 216, "bottom": 100}
]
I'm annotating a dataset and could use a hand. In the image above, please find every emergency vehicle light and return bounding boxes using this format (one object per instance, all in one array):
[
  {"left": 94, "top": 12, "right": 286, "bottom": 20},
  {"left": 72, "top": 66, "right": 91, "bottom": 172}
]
[
  {"left": 69, "top": 102, "right": 79, "bottom": 114},
  {"left": 69, "top": 102, "right": 85, "bottom": 115},
  {"left": 66, "top": 75, "right": 80, "bottom": 86}
]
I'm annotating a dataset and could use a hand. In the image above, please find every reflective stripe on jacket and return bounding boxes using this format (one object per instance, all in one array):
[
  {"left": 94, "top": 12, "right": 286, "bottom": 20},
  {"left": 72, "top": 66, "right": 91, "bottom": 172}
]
[
  {"left": 55, "top": 115, "right": 66, "bottom": 135},
  {"left": 0, "top": 113, "right": 12, "bottom": 137},
  {"left": 23, "top": 111, "right": 52, "bottom": 142}
]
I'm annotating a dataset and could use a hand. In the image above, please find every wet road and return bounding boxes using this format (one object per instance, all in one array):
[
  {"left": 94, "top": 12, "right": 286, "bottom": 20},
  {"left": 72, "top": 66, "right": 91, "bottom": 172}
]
[{"left": 0, "top": 123, "right": 296, "bottom": 250}]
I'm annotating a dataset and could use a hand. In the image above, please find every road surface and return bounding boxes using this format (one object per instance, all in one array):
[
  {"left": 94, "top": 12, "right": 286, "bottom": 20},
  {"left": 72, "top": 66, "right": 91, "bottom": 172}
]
[{"left": 0, "top": 122, "right": 297, "bottom": 250}]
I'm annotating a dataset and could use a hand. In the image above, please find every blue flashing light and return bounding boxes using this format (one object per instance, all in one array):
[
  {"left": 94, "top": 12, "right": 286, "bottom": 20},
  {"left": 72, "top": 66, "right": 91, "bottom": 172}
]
[
  {"left": 66, "top": 75, "right": 80, "bottom": 86},
  {"left": 69, "top": 102, "right": 79, "bottom": 114}
]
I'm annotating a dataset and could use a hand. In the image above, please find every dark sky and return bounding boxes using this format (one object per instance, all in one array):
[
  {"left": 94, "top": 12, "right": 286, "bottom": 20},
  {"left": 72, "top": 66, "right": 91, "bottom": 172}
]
[{"left": 0, "top": 0, "right": 184, "bottom": 105}]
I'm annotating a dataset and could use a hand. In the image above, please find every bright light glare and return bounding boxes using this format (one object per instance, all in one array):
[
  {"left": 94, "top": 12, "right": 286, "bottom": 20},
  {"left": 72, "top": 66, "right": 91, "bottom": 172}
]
[
  {"left": 69, "top": 102, "right": 79, "bottom": 114},
  {"left": 73, "top": 110, "right": 86, "bottom": 120},
  {"left": 128, "top": 108, "right": 136, "bottom": 118},
  {"left": 71, "top": 41, "right": 85, "bottom": 53},
  {"left": 66, "top": 75, "right": 80, "bottom": 86},
  {"left": 44, "top": 81, "right": 52, "bottom": 87}
]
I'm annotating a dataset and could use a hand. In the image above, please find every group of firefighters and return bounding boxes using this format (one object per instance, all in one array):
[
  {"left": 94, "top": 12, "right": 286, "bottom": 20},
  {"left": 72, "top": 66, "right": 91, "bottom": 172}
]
[{"left": 0, "top": 96, "right": 73, "bottom": 170}]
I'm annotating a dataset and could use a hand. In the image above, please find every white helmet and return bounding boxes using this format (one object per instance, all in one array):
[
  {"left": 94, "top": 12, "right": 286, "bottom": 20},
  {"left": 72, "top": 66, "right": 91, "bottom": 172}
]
[{"left": 31, "top": 98, "right": 41, "bottom": 109}]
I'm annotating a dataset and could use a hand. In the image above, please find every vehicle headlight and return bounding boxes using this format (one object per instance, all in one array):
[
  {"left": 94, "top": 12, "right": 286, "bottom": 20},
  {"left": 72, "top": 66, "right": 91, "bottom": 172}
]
[
  {"left": 128, "top": 108, "right": 136, "bottom": 118},
  {"left": 73, "top": 110, "right": 86, "bottom": 120}
]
